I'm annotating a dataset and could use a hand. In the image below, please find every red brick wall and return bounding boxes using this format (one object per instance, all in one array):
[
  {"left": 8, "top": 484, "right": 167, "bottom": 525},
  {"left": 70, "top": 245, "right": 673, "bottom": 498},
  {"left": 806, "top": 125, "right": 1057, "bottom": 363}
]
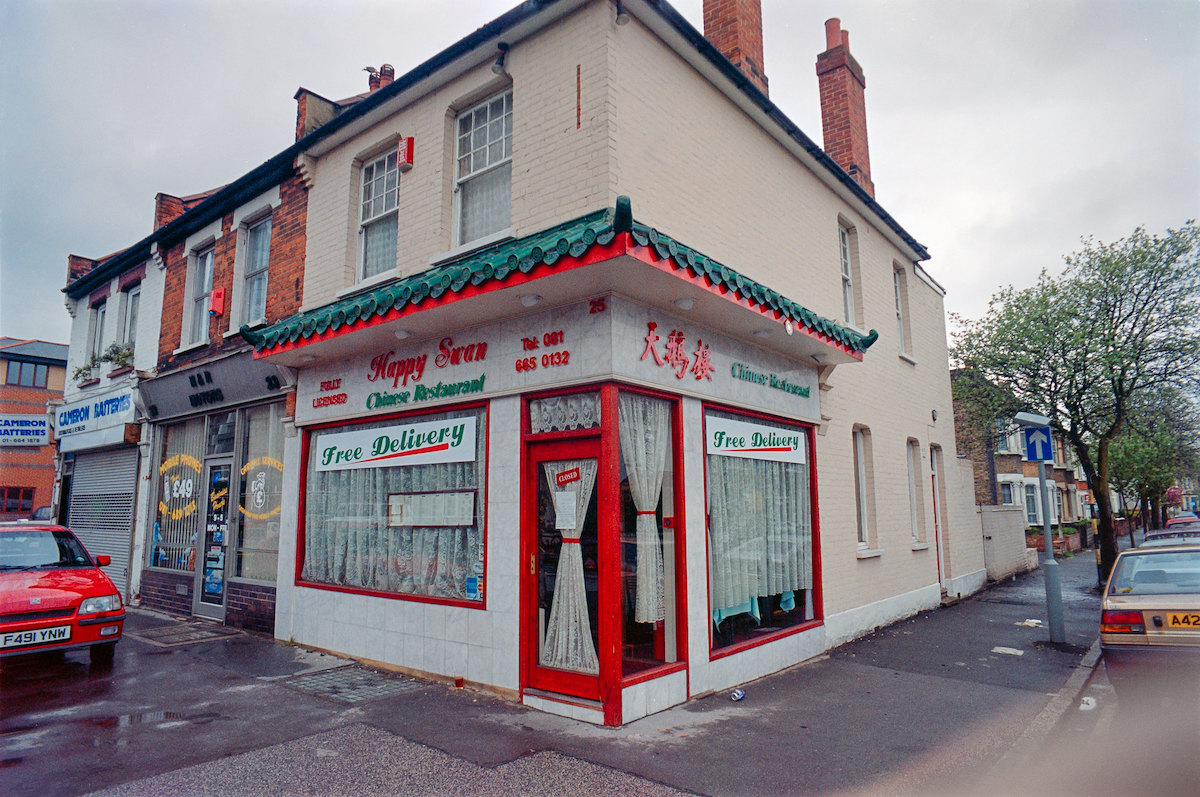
[
  {"left": 225, "top": 582, "right": 276, "bottom": 634},
  {"left": 157, "top": 173, "right": 308, "bottom": 371},
  {"left": 703, "top": 0, "right": 768, "bottom": 95},
  {"left": 816, "top": 19, "right": 874, "bottom": 197},
  {"left": 138, "top": 569, "right": 193, "bottom": 616}
]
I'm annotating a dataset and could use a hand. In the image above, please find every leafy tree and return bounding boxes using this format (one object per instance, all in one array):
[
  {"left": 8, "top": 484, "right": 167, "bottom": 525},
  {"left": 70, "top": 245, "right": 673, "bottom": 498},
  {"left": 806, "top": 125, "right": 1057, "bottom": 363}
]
[{"left": 953, "top": 222, "right": 1200, "bottom": 578}]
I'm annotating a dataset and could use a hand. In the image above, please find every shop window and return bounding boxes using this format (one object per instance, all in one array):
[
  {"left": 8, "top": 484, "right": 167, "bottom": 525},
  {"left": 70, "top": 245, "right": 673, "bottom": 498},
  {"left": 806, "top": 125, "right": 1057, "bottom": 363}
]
[
  {"left": 188, "top": 246, "right": 215, "bottom": 346},
  {"left": 236, "top": 403, "right": 284, "bottom": 581},
  {"left": 5, "top": 360, "right": 48, "bottom": 388},
  {"left": 302, "top": 406, "right": 487, "bottom": 603},
  {"left": 359, "top": 150, "right": 399, "bottom": 280},
  {"left": 852, "top": 426, "right": 875, "bottom": 547},
  {"left": 2, "top": 487, "right": 35, "bottom": 513},
  {"left": 618, "top": 391, "right": 679, "bottom": 673},
  {"left": 152, "top": 418, "right": 206, "bottom": 571},
  {"left": 906, "top": 439, "right": 925, "bottom": 542},
  {"left": 456, "top": 90, "right": 512, "bottom": 245},
  {"left": 706, "top": 409, "right": 815, "bottom": 652},
  {"left": 207, "top": 410, "right": 236, "bottom": 456},
  {"left": 242, "top": 216, "right": 272, "bottom": 323},
  {"left": 528, "top": 392, "right": 600, "bottom": 434}
]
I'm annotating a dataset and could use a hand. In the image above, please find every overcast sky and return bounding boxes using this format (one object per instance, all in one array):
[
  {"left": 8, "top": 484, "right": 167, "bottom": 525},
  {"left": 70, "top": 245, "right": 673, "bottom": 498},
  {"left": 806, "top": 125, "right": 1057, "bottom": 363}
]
[{"left": 2, "top": 0, "right": 1197, "bottom": 345}]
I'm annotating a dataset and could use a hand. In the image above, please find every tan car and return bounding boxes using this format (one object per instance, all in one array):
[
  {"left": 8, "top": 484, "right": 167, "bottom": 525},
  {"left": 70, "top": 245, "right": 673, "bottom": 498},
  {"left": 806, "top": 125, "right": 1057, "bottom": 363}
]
[{"left": 1101, "top": 544, "right": 1200, "bottom": 697}]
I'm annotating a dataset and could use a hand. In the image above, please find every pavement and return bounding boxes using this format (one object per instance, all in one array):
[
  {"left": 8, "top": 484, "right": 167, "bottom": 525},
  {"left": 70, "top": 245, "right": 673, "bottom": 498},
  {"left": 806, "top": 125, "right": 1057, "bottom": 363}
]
[{"left": 3, "top": 537, "right": 1181, "bottom": 797}]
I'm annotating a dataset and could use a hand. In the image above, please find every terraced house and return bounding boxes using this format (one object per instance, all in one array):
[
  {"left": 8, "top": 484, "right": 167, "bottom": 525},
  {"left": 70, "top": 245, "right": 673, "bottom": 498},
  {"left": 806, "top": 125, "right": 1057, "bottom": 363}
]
[{"left": 238, "top": 0, "right": 984, "bottom": 725}]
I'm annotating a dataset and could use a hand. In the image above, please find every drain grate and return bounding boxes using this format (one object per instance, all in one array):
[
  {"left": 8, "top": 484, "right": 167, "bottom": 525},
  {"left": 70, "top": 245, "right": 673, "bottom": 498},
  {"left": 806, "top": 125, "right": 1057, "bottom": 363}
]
[
  {"left": 282, "top": 665, "right": 424, "bottom": 703},
  {"left": 129, "top": 624, "right": 242, "bottom": 647}
]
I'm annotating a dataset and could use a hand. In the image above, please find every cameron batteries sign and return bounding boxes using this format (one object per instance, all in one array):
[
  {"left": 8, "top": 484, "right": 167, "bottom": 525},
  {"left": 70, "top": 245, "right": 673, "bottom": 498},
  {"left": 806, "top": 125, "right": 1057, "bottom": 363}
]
[
  {"left": 314, "top": 416, "right": 476, "bottom": 472},
  {"left": 706, "top": 415, "right": 806, "bottom": 464}
]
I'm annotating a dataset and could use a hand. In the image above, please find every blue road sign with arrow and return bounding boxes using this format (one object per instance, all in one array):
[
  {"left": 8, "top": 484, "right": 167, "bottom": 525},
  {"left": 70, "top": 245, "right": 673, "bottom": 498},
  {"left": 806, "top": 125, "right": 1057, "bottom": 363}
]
[{"left": 1024, "top": 426, "right": 1054, "bottom": 461}]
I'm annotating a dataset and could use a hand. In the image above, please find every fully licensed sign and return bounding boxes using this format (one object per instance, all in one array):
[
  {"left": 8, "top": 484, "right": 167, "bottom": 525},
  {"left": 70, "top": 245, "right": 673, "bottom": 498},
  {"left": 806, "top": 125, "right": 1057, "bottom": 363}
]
[{"left": 0, "top": 414, "right": 50, "bottom": 446}]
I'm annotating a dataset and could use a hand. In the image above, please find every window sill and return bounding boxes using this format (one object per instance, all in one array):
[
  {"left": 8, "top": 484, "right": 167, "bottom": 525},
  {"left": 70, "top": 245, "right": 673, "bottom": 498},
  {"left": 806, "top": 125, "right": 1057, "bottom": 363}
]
[
  {"left": 106, "top": 366, "right": 133, "bottom": 378},
  {"left": 173, "top": 341, "right": 209, "bottom": 356},
  {"left": 431, "top": 227, "right": 514, "bottom": 266},
  {"left": 224, "top": 321, "right": 266, "bottom": 340},
  {"left": 76, "top": 378, "right": 100, "bottom": 388},
  {"left": 856, "top": 547, "right": 884, "bottom": 560},
  {"left": 910, "top": 542, "right": 930, "bottom": 551},
  {"left": 337, "top": 270, "right": 397, "bottom": 299},
  {"left": 899, "top": 352, "right": 918, "bottom": 366}
]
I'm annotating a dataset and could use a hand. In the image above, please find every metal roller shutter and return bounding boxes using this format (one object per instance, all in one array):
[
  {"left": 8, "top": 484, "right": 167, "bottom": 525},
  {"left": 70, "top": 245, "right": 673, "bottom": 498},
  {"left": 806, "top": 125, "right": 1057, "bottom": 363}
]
[{"left": 68, "top": 447, "right": 138, "bottom": 599}]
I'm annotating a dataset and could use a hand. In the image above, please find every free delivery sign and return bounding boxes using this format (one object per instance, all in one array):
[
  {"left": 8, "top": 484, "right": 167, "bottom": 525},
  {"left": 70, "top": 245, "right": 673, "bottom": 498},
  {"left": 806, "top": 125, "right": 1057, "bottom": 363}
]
[
  {"left": 706, "top": 415, "right": 806, "bottom": 464},
  {"left": 314, "top": 416, "right": 476, "bottom": 472}
]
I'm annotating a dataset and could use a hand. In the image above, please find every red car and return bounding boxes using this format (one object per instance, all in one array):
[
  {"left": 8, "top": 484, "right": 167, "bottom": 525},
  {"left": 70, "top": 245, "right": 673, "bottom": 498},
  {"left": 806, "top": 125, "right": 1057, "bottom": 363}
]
[{"left": 1, "top": 522, "right": 125, "bottom": 664}]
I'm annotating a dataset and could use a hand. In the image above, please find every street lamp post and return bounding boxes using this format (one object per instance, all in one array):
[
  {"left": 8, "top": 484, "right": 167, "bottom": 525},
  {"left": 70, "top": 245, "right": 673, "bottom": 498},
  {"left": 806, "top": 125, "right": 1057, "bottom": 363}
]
[{"left": 1013, "top": 411, "right": 1067, "bottom": 644}]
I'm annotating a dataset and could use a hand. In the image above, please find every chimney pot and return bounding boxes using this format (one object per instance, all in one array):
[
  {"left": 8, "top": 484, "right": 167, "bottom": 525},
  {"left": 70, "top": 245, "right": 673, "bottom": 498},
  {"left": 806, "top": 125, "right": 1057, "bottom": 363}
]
[{"left": 825, "top": 18, "right": 841, "bottom": 50}]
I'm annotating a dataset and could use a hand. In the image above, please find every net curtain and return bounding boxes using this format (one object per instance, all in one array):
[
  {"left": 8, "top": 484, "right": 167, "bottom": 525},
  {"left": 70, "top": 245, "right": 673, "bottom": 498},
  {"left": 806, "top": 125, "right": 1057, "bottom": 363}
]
[
  {"left": 707, "top": 454, "right": 812, "bottom": 620},
  {"left": 302, "top": 414, "right": 484, "bottom": 601},
  {"left": 617, "top": 393, "right": 670, "bottom": 623},
  {"left": 539, "top": 459, "right": 599, "bottom": 674}
]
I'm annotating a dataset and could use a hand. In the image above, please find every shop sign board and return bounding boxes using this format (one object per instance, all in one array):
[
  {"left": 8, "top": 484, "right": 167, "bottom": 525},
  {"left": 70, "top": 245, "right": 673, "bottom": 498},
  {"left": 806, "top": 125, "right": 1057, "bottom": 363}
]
[
  {"left": 54, "top": 388, "right": 135, "bottom": 437},
  {"left": 706, "top": 415, "right": 807, "bottom": 464},
  {"left": 295, "top": 295, "right": 819, "bottom": 425},
  {"left": 139, "top": 354, "right": 288, "bottom": 421},
  {"left": 0, "top": 414, "right": 50, "bottom": 446},
  {"left": 313, "top": 415, "right": 477, "bottom": 472}
]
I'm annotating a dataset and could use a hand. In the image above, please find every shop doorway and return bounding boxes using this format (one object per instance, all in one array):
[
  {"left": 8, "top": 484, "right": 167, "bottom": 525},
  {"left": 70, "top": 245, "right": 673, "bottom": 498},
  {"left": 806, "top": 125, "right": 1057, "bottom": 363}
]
[
  {"left": 523, "top": 438, "right": 603, "bottom": 702},
  {"left": 193, "top": 459, "right": 232, "bottom": 620}
]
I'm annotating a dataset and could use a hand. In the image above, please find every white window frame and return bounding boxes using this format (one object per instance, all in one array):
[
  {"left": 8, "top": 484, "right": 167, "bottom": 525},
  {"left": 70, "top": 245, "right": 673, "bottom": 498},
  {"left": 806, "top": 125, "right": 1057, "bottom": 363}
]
[
  {"left": 188, "top": 246, "right": 215, "bottom": 346},
  {"left": 1000, "top": 482, "right": 1014, "bottom": 505},
  {"left": 120, "top": 285, "right": 140, "bottom": 345},
  {"left": 241, "top": 215, "right": 272, "bottom": 324},
  {"left": 995, "top": 420, "right": 1010, "bottom": 452},
  {"left": 907, "top": 440, "right": 922, "bottom": 542},
  {"left": 839, "top": 224, "right": 857, "bottom": 327},
  {"left": 929, "top": 445, "right": 944, "bottom": 543},
  {"left": 852, "top": 428, "right": 872, "bottom": 546},
  {"left": 1025, "top": 484, "right": 1039, "bottom": 524},
  {"left": 455, "top": 90, "right": 512, "bottom": 246},
  {"left": 88, "top": 299, "right": 107, "bottom": 360},
  {"left": 893, "top": 268, "right": 911, "bottom": 354},
  {"left": 358, "top": 149, "right": 400, "bottom": 280}
]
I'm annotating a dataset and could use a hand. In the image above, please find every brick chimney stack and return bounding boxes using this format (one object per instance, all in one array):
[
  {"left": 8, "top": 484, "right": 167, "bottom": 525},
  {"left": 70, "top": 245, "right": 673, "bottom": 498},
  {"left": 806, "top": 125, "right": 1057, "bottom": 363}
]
[
  {"left": 367, "top": 64, "right": 395, "bottom": 91},
  {"left": 703, "top": 0, "right": 768, "bottom": 96},
  {"left": 816, "top": 18, "right": 873, "bottom": 197}
]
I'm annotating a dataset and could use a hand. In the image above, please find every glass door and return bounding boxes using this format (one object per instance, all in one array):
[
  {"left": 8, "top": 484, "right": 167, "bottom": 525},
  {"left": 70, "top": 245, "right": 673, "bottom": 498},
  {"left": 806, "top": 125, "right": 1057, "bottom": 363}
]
[
  {"left": 193, "top": 460, "right": 232, "bottom": 620},
  {"left": 524, "top": 438, "right": 602, "bottom": 700}
]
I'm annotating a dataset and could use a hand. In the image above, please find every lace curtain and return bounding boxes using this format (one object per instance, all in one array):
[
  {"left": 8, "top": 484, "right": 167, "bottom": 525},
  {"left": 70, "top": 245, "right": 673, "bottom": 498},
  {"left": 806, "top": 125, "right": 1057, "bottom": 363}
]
[
  {"left": 617, "top": 393, "right": 669, "bottom": 623},
  {"left": 707, "top": 454, "right": 811, "bottom": 621},
  {"left": 302, "top": 410, "right": 485, "bottom": 601},
  {"left": 539, "top": 459, "right": 599, "bottom": 674},
  {"left": 528, "top": 392, "right": 601, "bottom": 434}
]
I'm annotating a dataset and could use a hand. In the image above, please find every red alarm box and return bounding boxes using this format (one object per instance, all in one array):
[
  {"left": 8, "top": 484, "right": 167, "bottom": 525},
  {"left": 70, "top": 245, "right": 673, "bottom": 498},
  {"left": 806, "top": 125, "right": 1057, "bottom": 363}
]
[
  {"left": 398, "top": 137, "right": 414, "bottom": 172},
  {"left": 209, "top": 287, "right": 226, "bottom": 316}
]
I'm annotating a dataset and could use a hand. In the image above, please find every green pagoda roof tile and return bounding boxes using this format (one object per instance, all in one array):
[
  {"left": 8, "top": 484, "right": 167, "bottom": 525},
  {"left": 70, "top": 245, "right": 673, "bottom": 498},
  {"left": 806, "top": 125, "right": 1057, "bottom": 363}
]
[{"left": 242, "top": 198, "right": 877, "bottom": 357}]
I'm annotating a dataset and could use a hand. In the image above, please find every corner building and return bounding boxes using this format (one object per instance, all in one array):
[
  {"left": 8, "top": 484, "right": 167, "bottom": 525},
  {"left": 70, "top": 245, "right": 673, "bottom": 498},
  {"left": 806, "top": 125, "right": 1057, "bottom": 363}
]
[{"left": 248, "top": 0, "right": 983, "bottom": 725}]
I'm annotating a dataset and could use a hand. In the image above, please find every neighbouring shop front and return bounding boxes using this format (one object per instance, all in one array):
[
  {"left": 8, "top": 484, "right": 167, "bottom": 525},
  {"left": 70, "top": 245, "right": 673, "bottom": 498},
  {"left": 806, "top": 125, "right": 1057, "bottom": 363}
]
[
  {"left": 54, "top": 385, "right": 140, "bottom": 600},
  {"left": 137, "top": 352, "right": 290, "bottom": 631},
  {"left": 277, "top": 291, "right": 837, "bottom": 724}
]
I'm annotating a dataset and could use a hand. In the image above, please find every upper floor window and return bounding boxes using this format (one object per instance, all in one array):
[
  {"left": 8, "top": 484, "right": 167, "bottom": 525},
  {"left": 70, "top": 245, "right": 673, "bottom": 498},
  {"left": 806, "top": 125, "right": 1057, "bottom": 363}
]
[
  {"left": 893, "top": 267, "right": 911, "bottom": 355},
  {"left": 839, "top": 224, "right": 859, "bottom": 327},
  {"left": 456, "top": 91, "right": 512, "bottom": 245},
  {"left": 995, "top": 420, "right": 1012, "bottom": 452},
  {"left": 120, "top": 285, "right": 140, "bottom": 344},
  {"left": 189, "top": 247, "right": 215, "bottom": 346},
  {"left": 243, "top": 216, "right": 272, "bottom": 322},
  {"left": 1000, "top": 482, "right": 1014, "bottom": 505},
  {"left": 852, "top": 426, "right": 874, "bottom": 546},
  {"left": 5, "top": 360, "right": 48, "bottom": 388},
  {"left": 89, "top": 299, "right": 107, "bottom": 360},
  {"left": 359, "top": 150, "right": 399, "bottom": 280}
]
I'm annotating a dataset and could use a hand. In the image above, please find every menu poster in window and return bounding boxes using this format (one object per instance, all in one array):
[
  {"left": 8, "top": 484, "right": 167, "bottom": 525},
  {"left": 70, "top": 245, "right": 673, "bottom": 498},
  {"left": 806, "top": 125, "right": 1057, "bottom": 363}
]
[
  {"left": 388, "top": 491, "right": 475, "bottom": 527},
  {"left": 553, "top": 490, "right": 577, "bottom": 530}
]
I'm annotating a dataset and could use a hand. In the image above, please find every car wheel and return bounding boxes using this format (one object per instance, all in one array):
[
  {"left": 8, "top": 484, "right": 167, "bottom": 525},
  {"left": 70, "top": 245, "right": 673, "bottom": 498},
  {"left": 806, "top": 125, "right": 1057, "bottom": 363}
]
[{"left": 90, "top": 642, "right": 116, "bottom": 666}]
